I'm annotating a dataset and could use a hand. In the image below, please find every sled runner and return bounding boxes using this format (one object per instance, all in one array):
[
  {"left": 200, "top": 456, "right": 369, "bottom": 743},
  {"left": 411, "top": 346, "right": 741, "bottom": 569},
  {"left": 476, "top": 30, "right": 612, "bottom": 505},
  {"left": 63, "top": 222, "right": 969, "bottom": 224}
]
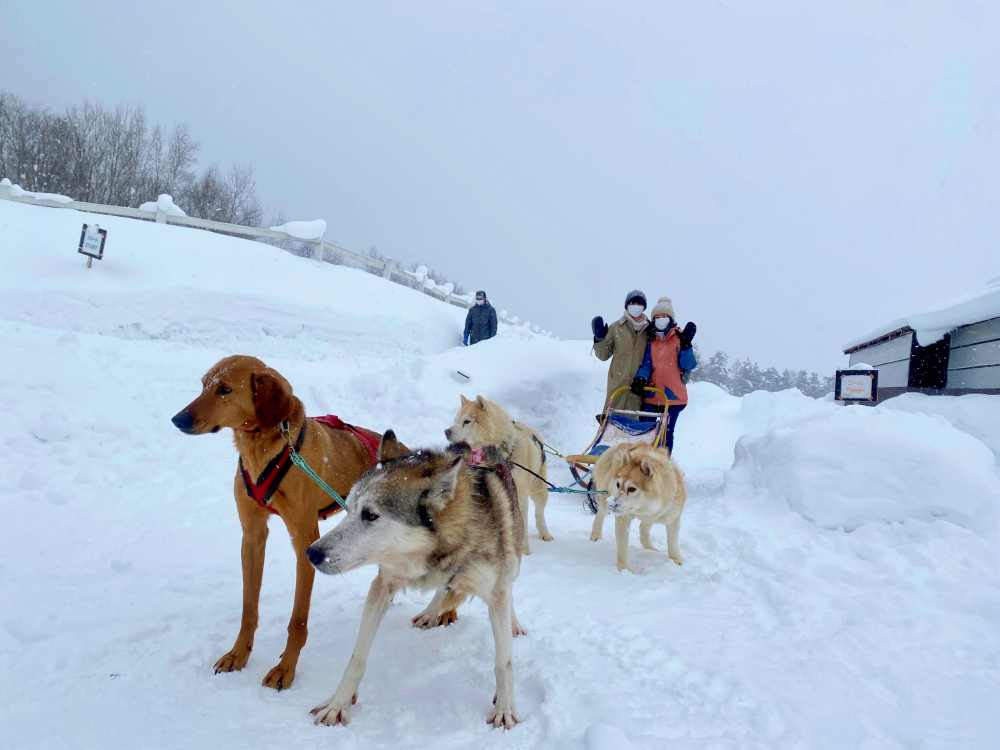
[{"left": 564, "top": 384, "right": 679, "bottom": 513}]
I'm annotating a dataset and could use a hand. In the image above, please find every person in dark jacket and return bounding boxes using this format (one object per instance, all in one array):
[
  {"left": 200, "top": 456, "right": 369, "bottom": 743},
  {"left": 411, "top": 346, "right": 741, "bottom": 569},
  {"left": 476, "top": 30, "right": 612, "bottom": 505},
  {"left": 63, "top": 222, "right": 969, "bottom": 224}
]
[{"left": 464, "top": 290, "right": 498, "bottom": 345}]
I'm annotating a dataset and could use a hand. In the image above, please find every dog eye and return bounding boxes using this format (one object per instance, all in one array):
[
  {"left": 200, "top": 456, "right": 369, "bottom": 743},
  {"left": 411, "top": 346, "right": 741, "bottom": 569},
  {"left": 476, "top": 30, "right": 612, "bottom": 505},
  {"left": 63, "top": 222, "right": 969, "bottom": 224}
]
[
  {"left": 462, "top": 419, "right": 472, "bottom": 426},
  {"left": 360, "top": 508, "right": 379, "bottom": 523},
  {"left": 216, "top": 384, "right": 232, "bottom": 396},
  {"left": 627, "top": 487, "right": 636, "bottom": 494}
]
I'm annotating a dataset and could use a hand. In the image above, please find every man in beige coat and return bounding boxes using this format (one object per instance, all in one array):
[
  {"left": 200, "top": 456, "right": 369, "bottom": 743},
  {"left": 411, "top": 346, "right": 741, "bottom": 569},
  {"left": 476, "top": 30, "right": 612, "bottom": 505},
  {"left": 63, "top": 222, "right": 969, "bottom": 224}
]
[{"left": 592, "top": 290, "right": 650, "bottom": 413}]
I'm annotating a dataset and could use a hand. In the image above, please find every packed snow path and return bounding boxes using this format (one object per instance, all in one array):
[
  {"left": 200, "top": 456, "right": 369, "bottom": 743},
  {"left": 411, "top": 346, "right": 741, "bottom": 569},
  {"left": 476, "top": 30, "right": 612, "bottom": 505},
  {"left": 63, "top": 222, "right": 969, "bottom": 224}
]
[{"left": 2, "top": 200, "right": 999, "bottom": 749}]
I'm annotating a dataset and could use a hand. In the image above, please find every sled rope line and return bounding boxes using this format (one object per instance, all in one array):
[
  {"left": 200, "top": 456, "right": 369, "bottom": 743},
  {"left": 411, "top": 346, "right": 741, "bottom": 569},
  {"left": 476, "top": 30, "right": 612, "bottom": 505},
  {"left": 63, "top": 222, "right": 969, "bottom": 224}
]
[
  {"left": 539, "top": 440, "right": 565, "bottom": 458},
  {"left": 508, "top": 460, "right": 607, "bottom": 495},
  {"left": 281, "top": 422, "right": 350, "bottom": 512}
]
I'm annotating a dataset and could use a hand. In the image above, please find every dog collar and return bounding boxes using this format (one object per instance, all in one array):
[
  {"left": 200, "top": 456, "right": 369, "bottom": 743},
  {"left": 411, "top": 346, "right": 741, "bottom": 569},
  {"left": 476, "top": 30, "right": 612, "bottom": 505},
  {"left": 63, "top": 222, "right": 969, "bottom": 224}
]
[
  {"left": 465, "top": 448, "right": 517, "bottom": 504},
  {"left": 239, "top": 422, "right": 307, "bottom": 514}
]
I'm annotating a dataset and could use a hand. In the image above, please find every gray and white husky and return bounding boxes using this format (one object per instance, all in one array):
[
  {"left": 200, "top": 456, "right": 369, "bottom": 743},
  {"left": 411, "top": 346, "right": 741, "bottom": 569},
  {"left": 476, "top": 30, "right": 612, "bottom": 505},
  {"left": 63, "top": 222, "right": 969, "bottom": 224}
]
[{"left": 306, "top": 431, "right": 525, "bottom": 729}]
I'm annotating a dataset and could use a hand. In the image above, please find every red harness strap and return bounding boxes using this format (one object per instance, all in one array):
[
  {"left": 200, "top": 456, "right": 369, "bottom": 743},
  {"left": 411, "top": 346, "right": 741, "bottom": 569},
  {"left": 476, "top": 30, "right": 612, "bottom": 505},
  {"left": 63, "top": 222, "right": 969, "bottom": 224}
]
[
  {"left": 313, "top": 415, "right": 381, "bottom": 464},
  {"left": 239, "top": 422, "right": 307, "bottom": 515},
  {"left": 240, "top": 416, "right": 380, "bottom": 518}
]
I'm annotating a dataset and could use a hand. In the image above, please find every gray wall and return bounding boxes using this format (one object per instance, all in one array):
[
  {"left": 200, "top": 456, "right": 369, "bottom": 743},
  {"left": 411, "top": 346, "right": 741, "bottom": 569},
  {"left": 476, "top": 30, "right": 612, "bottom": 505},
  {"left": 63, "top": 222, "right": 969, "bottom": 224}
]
[
  {"left": 848, "top": 331, "right": 913, "bottom": 388},
  {"left": 947, "top": 316, "right": 1000, "bottom": 390}
]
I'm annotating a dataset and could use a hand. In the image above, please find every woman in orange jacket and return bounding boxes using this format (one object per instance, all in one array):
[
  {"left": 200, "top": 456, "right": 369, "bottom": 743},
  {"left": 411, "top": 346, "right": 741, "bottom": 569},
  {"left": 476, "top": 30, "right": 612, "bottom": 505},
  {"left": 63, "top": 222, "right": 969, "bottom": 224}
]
[{"left": 630, "top": 297, "right": 697, "bottom": 454}]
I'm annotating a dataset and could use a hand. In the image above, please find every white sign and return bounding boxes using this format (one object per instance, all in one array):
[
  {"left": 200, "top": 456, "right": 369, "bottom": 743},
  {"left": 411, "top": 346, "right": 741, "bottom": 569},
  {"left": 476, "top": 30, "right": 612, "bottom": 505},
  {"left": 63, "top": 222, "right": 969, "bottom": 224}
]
[
  {"left": 835, "top": 369, "right": 879, "bottom": 402},
  {"left": 78, "top": 223, "right": 107, "bottom": 260},
  {"left": 841, "top": 374, "right": 873, "bottom": 399}
]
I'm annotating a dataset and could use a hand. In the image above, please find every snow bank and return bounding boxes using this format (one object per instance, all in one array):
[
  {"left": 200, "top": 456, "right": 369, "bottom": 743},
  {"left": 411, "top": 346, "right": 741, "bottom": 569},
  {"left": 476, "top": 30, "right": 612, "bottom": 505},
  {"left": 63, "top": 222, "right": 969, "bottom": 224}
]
[
  {"left": 0, "top": 176, "right": 73, "bottom": 204},
  {"left": 4, "top": 197, "right": 1000, "bottom": 749},
  {"left": 728, "top": 406, "right": 1000, "bottom": 536},
  {"left": 269, "top": 218, "right": 326, "bottom": 240},
  {"left": 138, "top": 193, "right": 186, "bottom": 216},
  {"left": 882, "top": 392, "right": 1000, "bottom": 460},
  {"left": 845, "top": 276, "right": 1000, "bottom": 348}
]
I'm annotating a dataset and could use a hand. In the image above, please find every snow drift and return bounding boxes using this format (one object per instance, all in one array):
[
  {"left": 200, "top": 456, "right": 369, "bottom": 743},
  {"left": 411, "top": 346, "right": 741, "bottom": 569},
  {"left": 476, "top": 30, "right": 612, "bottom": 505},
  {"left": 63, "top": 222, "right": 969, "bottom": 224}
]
[
  {"left": 3, "top": 197, "right": 1000, "bottom": 750},
  {"left": 728, "top": 406, "right": 1000, "bottom": 536}
]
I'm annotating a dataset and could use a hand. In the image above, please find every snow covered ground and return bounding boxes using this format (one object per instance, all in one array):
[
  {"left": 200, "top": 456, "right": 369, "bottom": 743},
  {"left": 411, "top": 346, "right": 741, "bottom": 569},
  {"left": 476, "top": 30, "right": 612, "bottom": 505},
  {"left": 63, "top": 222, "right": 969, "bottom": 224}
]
[{"left": 2, "top": 198, "right": 999, "bottom": 749}]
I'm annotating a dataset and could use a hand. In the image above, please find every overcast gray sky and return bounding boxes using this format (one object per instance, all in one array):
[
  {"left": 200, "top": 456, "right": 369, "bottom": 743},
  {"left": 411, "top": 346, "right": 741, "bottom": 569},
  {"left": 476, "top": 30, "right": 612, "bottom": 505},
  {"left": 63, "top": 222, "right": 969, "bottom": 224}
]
[{"left": 4, "top": 1, "right": 998, "bottom": 372}]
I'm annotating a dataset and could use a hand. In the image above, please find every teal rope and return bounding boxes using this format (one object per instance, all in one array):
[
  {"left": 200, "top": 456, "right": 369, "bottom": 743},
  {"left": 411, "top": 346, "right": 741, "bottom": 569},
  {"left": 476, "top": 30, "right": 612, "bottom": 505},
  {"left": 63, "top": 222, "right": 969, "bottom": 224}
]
[
  {"left": 288, "top": 449, "right": 350, "bottom": 511},
  {"left": 549, "top": 485, "right": 607, "bottom": 495}
]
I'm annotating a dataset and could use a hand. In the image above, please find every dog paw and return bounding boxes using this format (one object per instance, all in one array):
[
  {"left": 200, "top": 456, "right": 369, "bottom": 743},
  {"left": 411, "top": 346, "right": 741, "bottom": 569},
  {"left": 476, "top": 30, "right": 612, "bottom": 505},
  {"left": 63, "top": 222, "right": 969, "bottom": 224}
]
[
  {"left": 310, "top": 692, "right": 357, "bottom": 727},
  {"left": 213, "top": 646, "right": 251, "bottom": 674},
  {"left": 262, "top": 661, "right": 295, "bottom": 690},
  {"left": 590, "top": 533, "right": 602, "bottom": 542},
  {"left": 670, "top": 554, "right": 685, "bottom": 566},
  {"left": 487, "top": 701, "right": 520, "bottom": 730},
  {"left": 616, "top": 562, "right": 637, "bottom": 574},
  {"left": 437, "top": 608, "right": 458, "bottom": 626},
  {"left": 411, "top": 608, "right": 459, "bottom": 629},
  {"left": 539, "top": 532, "right": 554, "bottom": 542},
  {"left": 511, "top": 619, "right": 528, "bottom": 637}
]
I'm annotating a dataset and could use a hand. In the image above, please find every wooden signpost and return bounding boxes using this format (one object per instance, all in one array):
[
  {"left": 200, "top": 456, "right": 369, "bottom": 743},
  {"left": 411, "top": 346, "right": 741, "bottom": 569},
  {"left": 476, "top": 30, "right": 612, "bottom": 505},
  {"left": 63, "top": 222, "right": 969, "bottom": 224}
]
[{"left": 78, "top": 223, "right": 107, "bottom": 268}]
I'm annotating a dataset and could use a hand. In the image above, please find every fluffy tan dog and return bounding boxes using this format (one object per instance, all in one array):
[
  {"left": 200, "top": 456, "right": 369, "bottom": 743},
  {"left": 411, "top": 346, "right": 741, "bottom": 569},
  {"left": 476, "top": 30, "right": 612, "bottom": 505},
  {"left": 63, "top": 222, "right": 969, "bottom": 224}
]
[
  {"left": 591, "top": 443, "right": 686, "bottom": 571},
  {"left": 445, "top": 395, "right": 553, "bottom": 553}
]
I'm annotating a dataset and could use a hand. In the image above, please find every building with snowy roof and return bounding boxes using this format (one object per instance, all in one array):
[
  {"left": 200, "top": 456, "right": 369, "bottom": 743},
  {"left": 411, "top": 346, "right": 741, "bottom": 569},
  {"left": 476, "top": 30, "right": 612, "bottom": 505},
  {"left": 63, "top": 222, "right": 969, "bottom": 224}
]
[{"left": 843, "top": 278, "right": 1000, "bottom": 402}]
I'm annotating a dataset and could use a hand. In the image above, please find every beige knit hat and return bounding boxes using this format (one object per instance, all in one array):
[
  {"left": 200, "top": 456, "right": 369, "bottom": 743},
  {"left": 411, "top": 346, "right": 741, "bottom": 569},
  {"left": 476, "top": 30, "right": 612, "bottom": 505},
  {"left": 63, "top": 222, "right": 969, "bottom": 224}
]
[{"left": 651, "top": 296, "right": 675, "bottom": 319}]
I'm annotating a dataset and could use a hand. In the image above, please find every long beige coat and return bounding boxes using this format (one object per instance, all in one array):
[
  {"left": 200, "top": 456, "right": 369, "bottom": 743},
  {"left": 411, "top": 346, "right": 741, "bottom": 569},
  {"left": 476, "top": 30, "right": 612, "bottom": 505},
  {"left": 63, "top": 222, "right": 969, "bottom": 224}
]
[{"left": 593, "top": 316, "right": 649, "bottom": 412}]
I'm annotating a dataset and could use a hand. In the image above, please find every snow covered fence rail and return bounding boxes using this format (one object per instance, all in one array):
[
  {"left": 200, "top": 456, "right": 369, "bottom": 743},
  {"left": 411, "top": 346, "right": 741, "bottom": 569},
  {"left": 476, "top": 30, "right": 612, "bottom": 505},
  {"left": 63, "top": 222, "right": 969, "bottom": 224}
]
[{"left": 0, "top": 179, "right": 471, "bottom": 311}]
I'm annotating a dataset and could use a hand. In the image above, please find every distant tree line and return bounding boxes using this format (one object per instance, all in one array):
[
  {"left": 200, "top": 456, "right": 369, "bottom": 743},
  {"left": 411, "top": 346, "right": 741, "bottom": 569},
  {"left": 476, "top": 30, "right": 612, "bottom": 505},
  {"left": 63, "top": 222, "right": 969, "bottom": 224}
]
[
  {"left": 691, "top": 349, "right": 834, "bottom": 398},
  {"left": 0, "top": 90, "right": 262, "bottom": 225}
]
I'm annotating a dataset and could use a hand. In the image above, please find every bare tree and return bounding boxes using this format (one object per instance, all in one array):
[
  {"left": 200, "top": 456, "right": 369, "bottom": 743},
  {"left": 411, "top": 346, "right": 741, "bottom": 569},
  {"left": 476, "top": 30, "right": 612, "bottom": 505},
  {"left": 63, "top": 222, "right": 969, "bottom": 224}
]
[{"left": 0, "top": 90, "right": 263, "bottom": 226}]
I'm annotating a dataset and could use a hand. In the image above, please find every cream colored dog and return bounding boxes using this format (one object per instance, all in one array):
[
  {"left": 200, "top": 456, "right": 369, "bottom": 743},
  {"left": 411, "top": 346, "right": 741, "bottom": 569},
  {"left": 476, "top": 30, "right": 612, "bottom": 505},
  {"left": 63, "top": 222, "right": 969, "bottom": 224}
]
[
  {"left": 591, "top": 443, "right": 686, "bottom": 571},
  {"left": 445, "top": 395, "right": 553, "bottom": 553}
]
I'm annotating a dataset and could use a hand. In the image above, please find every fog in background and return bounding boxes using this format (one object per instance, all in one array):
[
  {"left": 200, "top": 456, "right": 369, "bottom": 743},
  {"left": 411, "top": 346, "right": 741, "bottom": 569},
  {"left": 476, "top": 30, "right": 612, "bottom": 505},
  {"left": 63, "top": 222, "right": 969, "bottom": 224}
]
[{"left": 3, "top": 1, "right": 998, "bottom": 372}]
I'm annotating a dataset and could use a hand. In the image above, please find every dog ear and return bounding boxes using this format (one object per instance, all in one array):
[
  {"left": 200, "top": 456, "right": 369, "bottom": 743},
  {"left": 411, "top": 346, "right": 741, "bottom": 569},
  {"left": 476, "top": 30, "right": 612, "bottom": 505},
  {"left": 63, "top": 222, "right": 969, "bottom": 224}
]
[
  {"left": 639, "top": 458, "right": 654, "bottom": 477},
  {"left": 377, "top": 430, "right": 408, "bottom": 463},
  {"left": 475, "top": 395, "right": 486, "bottom": 408},
  {"left": 460, "top": 394, "right": 470, "bottom": 405},
  {"left": 425, "top": 454, "right": 463, "bottom": 512},
  {"left": 251, "top": 370, "right": 292, "bottom": 430}
]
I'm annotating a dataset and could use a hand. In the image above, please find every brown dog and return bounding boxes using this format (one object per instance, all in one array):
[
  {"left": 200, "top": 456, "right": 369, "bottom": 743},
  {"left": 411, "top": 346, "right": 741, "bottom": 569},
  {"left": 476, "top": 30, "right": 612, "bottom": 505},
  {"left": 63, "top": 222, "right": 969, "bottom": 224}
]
[{"left": 171, "top": 355, "right": 394, "bottom": 690}]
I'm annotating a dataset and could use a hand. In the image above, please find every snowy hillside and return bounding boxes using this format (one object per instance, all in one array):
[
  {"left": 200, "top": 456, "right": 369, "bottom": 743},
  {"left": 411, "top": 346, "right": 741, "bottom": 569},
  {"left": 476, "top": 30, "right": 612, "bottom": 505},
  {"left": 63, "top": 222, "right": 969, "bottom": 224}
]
[{"left": 2, "top": 199, "right": 999, "bottom": 750}]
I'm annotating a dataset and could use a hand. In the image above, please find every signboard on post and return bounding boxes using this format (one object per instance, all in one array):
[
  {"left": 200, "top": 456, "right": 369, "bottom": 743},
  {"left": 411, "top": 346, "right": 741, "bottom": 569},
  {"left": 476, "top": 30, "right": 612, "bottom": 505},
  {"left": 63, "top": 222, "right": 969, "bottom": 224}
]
[
  {"left": 78, "top": 223, "right": 107, "bottom": 266},
  {"left": 835, "top": 369, "right": 879, "bottom": 403}
]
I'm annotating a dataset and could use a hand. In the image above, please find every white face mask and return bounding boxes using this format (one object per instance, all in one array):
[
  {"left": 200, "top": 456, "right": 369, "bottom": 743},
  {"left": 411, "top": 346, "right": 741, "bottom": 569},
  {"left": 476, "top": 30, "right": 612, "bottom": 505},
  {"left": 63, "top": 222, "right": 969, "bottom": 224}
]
[
  {"left": 476, "top": 299, "right": 485, "bottom": 305},
  {"left": 654, "top": 317, "right": 672, "bottom": 331},
  {"left": 627, "top": 304, "right": 645, "bottom": 318}
]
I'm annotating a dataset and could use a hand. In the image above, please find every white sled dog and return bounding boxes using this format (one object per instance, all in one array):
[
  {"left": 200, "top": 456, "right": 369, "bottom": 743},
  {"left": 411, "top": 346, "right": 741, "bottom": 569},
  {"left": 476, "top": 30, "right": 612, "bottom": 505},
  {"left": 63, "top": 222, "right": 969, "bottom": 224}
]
[
  {"left": 591, "top": 442, "right": 687, "bottom": 572},
  {"left": 306, "top": 431, "right": 526, "bottom": 729},
  {"left": 445, "top": 394, "right": 553, "bottom": 553}
]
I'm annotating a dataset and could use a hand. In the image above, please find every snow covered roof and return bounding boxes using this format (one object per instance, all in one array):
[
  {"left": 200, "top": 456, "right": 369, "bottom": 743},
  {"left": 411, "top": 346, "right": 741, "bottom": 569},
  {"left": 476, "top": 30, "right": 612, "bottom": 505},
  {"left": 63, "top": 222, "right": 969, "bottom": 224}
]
[{"left": 844, "top": 277, "right": 1000, "bottom": 352}]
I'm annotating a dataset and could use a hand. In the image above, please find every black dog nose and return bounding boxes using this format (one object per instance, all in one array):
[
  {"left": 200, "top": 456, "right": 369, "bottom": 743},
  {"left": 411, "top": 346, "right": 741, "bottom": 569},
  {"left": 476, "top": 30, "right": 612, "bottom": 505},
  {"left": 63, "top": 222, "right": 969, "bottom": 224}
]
[
  {"left": 306, "top": 545, "right": 326, "bottom": 567},
  {"left": 444, "top": 428, "right": 452, "bottom": 440},
  {"left": 171, "top": 410, "right": 194, "bottom": 431}
]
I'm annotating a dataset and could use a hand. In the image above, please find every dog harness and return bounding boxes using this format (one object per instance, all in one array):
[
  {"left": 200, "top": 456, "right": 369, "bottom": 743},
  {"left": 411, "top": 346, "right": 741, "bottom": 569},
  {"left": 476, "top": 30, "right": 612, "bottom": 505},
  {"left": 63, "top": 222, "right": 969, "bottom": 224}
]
[
  {"left": 312, "top": 415, "right": 380, "bottom": 464},
  {"left": 240, "top": 415, "right": 379, "bottom": 518},
  {"left": 239, "top": 422, "right": 307, "bottom": 515},
  {"left": 466, "top": 447, "right": 518, "bottom": 503}
]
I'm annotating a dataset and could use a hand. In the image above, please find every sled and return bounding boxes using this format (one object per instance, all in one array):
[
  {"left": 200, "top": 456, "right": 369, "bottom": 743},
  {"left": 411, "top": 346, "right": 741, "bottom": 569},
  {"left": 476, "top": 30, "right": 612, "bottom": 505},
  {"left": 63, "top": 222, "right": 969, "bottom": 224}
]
[{"left": 565, "top": 384, "right": 679, "bottom": 513}]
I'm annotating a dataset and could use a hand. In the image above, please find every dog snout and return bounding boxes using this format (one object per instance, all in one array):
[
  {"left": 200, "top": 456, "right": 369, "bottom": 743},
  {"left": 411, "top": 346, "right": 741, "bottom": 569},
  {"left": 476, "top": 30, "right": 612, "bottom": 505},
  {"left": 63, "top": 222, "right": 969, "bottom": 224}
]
[
  {"left": 171, "top": 410, "right": 195, "bottom": 433},
  {"left": 444, "top": 428, "right": 453, "bottom": 441},
  {"left": 306, "top": 545, "right": 327, "bottom": 567}
]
